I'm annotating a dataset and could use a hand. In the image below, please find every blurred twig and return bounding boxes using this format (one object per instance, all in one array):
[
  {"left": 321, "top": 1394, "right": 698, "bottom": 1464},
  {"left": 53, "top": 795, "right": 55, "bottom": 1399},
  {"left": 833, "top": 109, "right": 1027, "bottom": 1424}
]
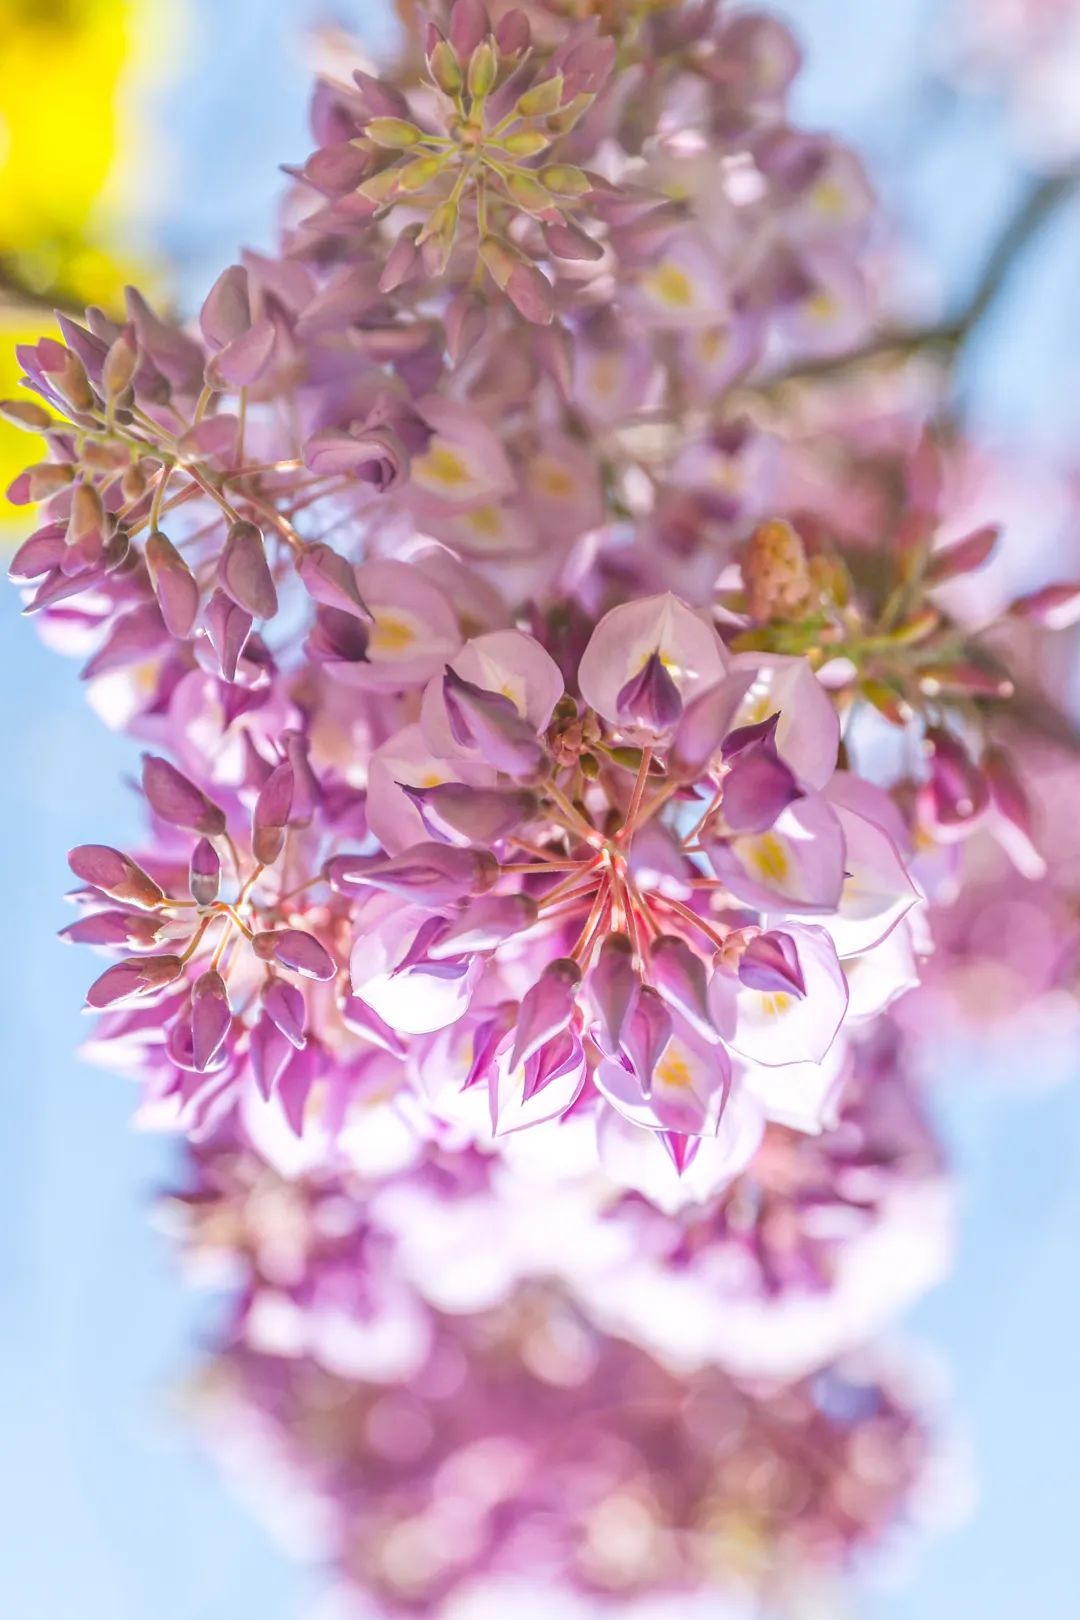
[
  {"left": 0, "top": 255, "right": 89, "bottom": 320},
  {"left": 758, "top": 165, "right": 1080, "bottom": 393}
]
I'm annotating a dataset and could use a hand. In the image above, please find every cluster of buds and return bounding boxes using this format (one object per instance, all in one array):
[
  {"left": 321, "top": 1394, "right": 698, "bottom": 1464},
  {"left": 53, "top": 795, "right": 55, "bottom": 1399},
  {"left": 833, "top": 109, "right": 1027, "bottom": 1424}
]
[
  {"left": 65, "top": 745, "right": 358, "bottom": 1135},
  {"left": 355, "top": 2, "right": 614, "bottom": 320}
]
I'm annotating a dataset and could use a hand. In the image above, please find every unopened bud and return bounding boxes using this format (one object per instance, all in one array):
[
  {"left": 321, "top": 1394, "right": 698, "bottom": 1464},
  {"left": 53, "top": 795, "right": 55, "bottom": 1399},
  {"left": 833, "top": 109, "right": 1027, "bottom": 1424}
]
[
  {"left": 479, "top": 234, "right": 520, "bottom": 289},
  {"left": 0, "top": 398, "right": 53, "bottom": 432},
  {"left": 68, "top": 843, "right": 166, "bottom": 910},
  {"left": 395, "top": 155, "right": 445, "bottom": 194},
  {"left": 858, "top": 679, "right": 912, "bottom": 727},
  {"left": 121, "top": 463, "right": 148, "bottom": 502},
  {"left": 516, "top": 75, "right": 565, "bottom": 119},
  {"left": 358, "top": 167, "right": 402, "bottom": 210},
  {"left": 365, "top": 116, "right": 425, "bottom": 149},
  {"left": 918, "top": 662, "right": 1014, "bottom": 700},
  {"left": 102, "top": 329, "right": 139, "bottom": 398},
  {"left": 501, "top": 129, "right": 552, "bottom": 158},
  {"left": 418, "top": 199, "right": 460, "bottom": 275},
  {"left": 1008, "top": 581, "right": 1080, "bottom": 629},
  {"left": 505, "top": 170, "right": 554, "bottom": 216},
  {"left": 81, "top": 440, "right": 129, "bottom": 472},
  {"left": 467, "top": 39, "right": 497, "bottom": 100},
  {"left": 925, "top": 524, "right": 1000, "bottom": 586},
  {"left": 544, "top": 94, "right": 593, "bottom": 136},
  {"left": 540, "top": 163, "right": 591, "bottom": 197},
  {"left": 428, "top": 39, "right": 463, "bottom": 95},
  {"left": 53, "top": 350, "right": 95, "bottom": 413},
  {"left": 24, "top": 462, "right": 75, "bottom": 500},
  {"left": 146, "top": 528, "right": 200, "bottom": 638}
]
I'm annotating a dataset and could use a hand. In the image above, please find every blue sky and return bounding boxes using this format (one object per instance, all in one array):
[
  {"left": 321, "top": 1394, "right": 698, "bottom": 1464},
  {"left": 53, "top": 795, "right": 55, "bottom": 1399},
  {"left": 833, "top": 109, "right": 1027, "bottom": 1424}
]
[{"left": 3, "top": 2, "right": 1080, "bottom": 1616}]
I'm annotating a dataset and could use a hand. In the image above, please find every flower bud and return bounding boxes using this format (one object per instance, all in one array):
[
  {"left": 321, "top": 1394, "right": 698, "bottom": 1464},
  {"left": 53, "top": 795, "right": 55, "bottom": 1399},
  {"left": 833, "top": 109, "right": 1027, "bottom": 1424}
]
[
  {"left": 379, "top": 224, "right": 422, "bottom": 292},
  {"left": 402, "top": 782, "right": 538, "bottom": 845},
  {"left": 510, "top": 957, "right": 580, "bottom": 1072},
  {"left": 505, "top": 171, "right": 554, "bottom": 216},
  {"left": 219, "top": 519, "right": 278, "bottom": 620},
  {"left": 252, "top": 760, "right": 295, "bottom": 865},
  {"left": 189, "top": 838, "right": 221, "bottom": 906},
  {"left": 327, "top": 842, "right": 498, "bottom": 906},
  {"left": 918, "top": 662, "right": 1013, "bottom": 700},
  {"left": 0, "top": 399, "right": 53, "bottom": 432},
  {"left": 417, "top": 198, "right": 460, "bottom": 275},
  {"left": 620, "top": 987, "right": 672, "bottom": 1094},
  {"left": 516, "top": 75, "right": 564, "bottom": 119},
  {"left": 145, "top": 528, "right": 200, "bottom": 638},
  {"left": 1007, "top": 581, "right": 1080, "bottom": 629},
  {"left": 366, "top": 116, "right": 425, "bottom": 149},
  {"left": 13, "top": 462, "right": 75, "bottom": 503},
  {"left": 297, "top": 543, "right": 371, "bottom": 620},
  {"left": 428, "top": 39, "right": 463, "bottom": 96},
  {"left": 51, "top": 348, "right": 96, "bottom": 413},
  {"left": 540, "top": 164, "right": 591, "bottom": 197},
  {"left": 252, "top": 928, "right": 336, "bottom": 981},
  {"left": 262, "top": 978, "right": 307, "bottom": 1048},
  {"left": 649, "top": 935, "right": 714, "bottom": 1039},
  {"left": 501, "top": 130, "right": 552, "bottom": 158},
  {"left": 191, "top": 970, "right": 231, "bottom": 1071},
  {"left": 62, "top": 482, "right": 107, "bottom": 574},
  {"left": 68, "top": 844, "right": 166, "bottom": 910},
  {"left": 495, "top": 9, "right": 530, "bottom": 55},
  {"left": 395, "top": 155, "right": 445, "bottom": 194},
  {"left": 427, "top": 892, "right": 537, "bottom": 958},
  {"left": 121, "top": 463, "right": 148, "bottom": 503},
  {"left": 467, "top": 39, "right": 497, "bottom": 100},
  {"left": 86, "top": 954, "right": 184, "bottom": 1008},
  {"left": 589, "top": 934, "right": 639, "bottom": 1051},
  {"left": 204, "top": 588, "right": 253, "bottom": 682},
  {"left": 544, "top": 95, "right": 593, "bottom": 137},
  {"left": 925, "top": 523, "right": 999, "bottom": 585},
  {"left": 142, "top": 754, "right": 227, "bottom": 837},
  {"left": 102, "top": 329, "right": 139, "bottom": 398},
  {"left": 448, "top": 0, "right": 487, "bottom": 57},
  {"left": 479, "top": 234, "right": 519, "bottom": 289}
]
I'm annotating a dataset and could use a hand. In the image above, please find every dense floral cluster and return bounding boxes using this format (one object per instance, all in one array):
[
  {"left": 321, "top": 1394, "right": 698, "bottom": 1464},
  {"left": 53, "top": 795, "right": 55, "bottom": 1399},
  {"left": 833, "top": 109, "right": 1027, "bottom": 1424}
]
[
  {"left": 7, "top": 0, "right": 1080, "bottom": 1606},
  {"left": 191, "top": 1325, "right": 936, "bottom": 1616}
]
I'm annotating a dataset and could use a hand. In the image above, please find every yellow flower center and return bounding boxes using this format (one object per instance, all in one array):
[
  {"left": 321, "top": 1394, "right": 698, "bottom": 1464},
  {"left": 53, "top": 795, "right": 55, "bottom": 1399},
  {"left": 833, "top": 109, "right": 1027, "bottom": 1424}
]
[
  {"left": 369, "top": 613, "right": 417, "bottom": 656},
  {"left": 656, "top": 1044, "right": 694, "bottom": 1089},
  {"left": 644, "top": 261, "right": 696, "bottom": 310},
  {"left": 747, "top": 833, "right": 791, "bottom": 886},
  {"left": 531, "top": 460, "right": 577, "bottom": 500},
  {"left": 413, "top": 441, "right": 471, "bottom": 490}
]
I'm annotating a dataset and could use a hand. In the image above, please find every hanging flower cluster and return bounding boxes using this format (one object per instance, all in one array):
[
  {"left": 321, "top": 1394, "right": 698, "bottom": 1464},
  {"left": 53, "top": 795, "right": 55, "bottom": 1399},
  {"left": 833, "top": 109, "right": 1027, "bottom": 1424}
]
[
  {"left": 175, "top": 1143, "right": 941, "bottom": 1618},
  {"left": 6, "top": 0, "right": 1080, "bottom": 1599}
]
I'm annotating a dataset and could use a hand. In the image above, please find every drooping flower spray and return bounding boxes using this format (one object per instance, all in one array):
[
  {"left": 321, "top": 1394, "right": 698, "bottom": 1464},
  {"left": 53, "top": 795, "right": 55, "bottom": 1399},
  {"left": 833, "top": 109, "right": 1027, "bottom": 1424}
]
[{"left": 7, "top": 0, "right": 1079, "bottom": 1606}]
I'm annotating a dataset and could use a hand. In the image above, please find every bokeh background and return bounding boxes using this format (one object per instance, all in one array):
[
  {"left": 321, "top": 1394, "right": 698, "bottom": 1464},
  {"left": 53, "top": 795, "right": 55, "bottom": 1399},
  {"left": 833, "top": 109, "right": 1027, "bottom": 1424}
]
[{"left": 3, "top": 1, "right": 1080, "bottom": 1615}]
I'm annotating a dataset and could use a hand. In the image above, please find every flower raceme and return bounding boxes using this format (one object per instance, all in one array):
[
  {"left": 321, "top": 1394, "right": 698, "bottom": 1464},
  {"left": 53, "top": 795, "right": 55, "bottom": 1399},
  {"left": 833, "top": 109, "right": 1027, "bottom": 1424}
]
[
  {"left": 65, "top": 590, "right": 919, "bottom": 1170},
  {"left": 6, "top": 0, "right": 1075, "bottom": 1360},
  {"left": 359, "top": 593, "right": 919, "bottom": 1160}
]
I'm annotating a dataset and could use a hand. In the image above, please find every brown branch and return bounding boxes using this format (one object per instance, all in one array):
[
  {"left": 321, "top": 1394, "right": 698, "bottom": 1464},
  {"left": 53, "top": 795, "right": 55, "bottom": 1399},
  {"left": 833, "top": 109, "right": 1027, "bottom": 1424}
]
[
  {"left": 756, "top": 164, "right": 1080, "bottom": 394},
  {"left": 0, "top": 256, "right": 87, "bottom": 320}
]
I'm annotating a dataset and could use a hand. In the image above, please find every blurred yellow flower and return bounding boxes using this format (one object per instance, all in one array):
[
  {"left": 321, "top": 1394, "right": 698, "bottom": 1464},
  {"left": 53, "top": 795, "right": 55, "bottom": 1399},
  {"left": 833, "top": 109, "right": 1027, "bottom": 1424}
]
[{"left": 0, "top": 0, "right": 182, "bottom": 523}]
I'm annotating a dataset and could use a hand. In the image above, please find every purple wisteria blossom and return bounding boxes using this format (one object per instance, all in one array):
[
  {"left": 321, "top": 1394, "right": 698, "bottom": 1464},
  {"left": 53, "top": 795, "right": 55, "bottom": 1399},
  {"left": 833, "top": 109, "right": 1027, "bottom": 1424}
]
[{"left": 6, "top": 1, "right": 1080, "bottom": 1600}]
